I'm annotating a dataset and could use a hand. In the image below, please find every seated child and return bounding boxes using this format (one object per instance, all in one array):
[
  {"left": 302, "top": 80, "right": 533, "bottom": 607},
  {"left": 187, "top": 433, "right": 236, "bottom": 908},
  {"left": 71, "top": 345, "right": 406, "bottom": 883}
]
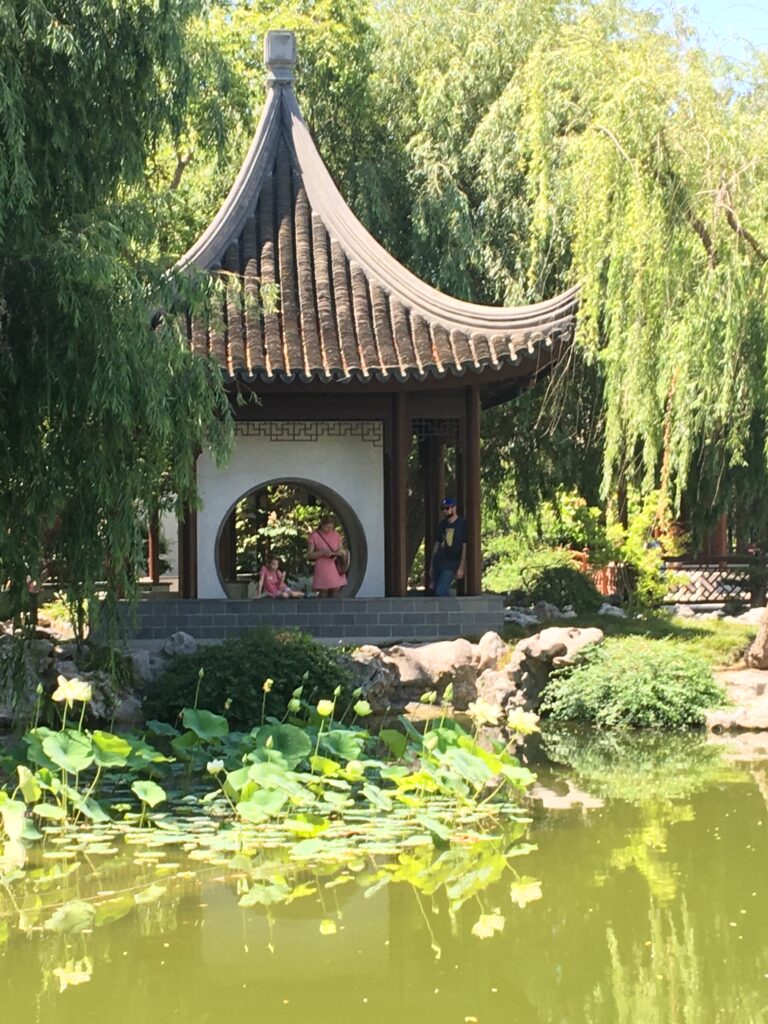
[{"left": 256, "top": 556, "right": 303, "bottom": 599}]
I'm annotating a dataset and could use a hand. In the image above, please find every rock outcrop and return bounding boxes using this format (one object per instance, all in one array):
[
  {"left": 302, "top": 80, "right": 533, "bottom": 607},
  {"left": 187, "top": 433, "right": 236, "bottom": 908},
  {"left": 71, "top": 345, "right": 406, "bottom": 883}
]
[{"left": 350, "top": 626, "right": 604, "bottom": 715}]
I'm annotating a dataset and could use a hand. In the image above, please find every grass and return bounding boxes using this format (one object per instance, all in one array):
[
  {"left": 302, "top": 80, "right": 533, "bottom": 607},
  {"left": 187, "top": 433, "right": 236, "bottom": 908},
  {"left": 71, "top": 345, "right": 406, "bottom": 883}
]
[{"left": 501, "top": 612, "right": 757, "bottom": 668}]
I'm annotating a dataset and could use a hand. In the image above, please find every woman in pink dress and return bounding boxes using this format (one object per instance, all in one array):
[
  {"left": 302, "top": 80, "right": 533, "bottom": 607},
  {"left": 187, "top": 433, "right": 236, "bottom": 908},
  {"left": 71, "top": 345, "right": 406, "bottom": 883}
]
[{"left": 307, "top": 515, "right": 348, "bottom": 597}]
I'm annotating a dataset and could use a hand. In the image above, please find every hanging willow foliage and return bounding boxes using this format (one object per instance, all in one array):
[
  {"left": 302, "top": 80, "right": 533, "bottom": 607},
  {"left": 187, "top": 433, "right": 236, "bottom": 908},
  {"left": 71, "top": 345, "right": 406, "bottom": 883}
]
[
  {"left": 509, "top": 5, "right": 768, "bottom": 521},
  {"left": 0, "top": 0, "right": 232, "bottom": 621}
]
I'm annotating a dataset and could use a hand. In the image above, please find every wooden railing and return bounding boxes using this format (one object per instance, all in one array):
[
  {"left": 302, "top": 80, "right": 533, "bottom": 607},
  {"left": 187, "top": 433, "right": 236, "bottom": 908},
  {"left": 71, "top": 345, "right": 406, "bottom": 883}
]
[{"left": 662, "top": 558, "right": 756, "bottom": 604}]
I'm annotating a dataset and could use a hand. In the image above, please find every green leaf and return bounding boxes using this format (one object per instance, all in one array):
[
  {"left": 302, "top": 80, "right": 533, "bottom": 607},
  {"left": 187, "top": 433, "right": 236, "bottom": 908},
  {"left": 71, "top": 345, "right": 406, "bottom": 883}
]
[
  {"left": 309, "top": 755, "right": 341, "bottom": 776},
  {"left": 131, "top": 780, "right": 167, "bottom": 808},
  {"left": 0, "top": 797, "right": 27, "bottom": 841},
  {"left": 320, "top": 728, "right": 365, "bottom": 762},
  {"left": 44, "top": 900, "right": 95, "bottom": 935},
  {"left": 42, "top": 730, "right": 94, "bottom": 774},
  {"left": 236, "top": 789, "right": 288, "bottom": 823},
  {"left": 182, "top": 708, "right": 229, "bottom": 741},
  {"left": 92, "top": 730, "right": 132, "bottom": 767},
  {"left": 17, "top": 765, "right": 41, "bottom": 804},
  {"left": 250, "top": 724, "right": 312, "bottom": 768},
  {"left": 32, "top": 803, "right": 67, "bottom": 821},
  {"left": 146, "top": 720, "right": 180, "bottom": 737},
  {"left": 379, "top": 729, "right": 407, "bottom": 759}
]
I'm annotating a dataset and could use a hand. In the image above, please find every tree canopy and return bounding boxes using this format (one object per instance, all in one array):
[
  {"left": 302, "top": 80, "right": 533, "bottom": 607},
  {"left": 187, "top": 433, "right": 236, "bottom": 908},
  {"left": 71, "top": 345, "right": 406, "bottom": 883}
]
[{"left": 3, "top": 0, "right": 768, "bottom": 619}]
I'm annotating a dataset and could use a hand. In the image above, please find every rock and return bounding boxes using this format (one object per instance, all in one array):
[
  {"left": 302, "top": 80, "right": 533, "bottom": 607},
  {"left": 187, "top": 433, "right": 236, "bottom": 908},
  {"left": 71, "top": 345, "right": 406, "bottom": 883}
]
[
  {"left": 735, "top": 607, "right": 766, "bottom": 626},
  {"left": 112, "top": 694, "right": 143, "bottom": 729},
  {"left": 697, "top": 610, "right": 723, "bottom": 620},
  {"left": 671, "top": 604, "right": 696, "bottom": 618},
  {"left": 386, "top": 638, "right": 479, "bottom": 709},
  {"left": 533, "top": 601, "right": 562, "bottom": 623},
  {"left": 477, "top": 626, "right": 605, "bottom": 715},
  {"left": 29, "top": 637, "right": 54, "bottom": 673},
  {"left": 598, "top": 603, "right": 627, "bottom": 618},
  {"left": 163, "top": 631, "right": 198, "bottom": 657},
  {"left": 128, "top": 649, "right": 154, "bottom": 684},
  {"left": 346, "top": 645, "right": 400, "bottom": 709},
  {"left": 559, "top": 609, "right": 578, "bottom": 619},
  {"left": 476, "top": 631, "right": 508, "bottom": 673},
  {"left": 504, "top": 607, "right": 539, "bottom": 627},
  {"left": 475, "top": 667, "right": 518, "bottom": 713}
]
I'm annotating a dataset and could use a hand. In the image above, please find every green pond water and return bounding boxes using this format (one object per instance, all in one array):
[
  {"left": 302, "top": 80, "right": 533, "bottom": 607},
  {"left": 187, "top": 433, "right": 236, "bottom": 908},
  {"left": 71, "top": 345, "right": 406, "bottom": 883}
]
[{"left": 2, "top": 728, "right": 768, "bottom": 1024}]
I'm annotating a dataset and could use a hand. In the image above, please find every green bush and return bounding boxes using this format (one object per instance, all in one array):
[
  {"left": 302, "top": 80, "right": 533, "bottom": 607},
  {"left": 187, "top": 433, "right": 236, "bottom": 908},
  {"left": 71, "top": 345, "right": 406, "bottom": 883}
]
[
  {"left": 143, "top": 627, "right": 351, "bottom": 728},
  {"left": 484, "top": 545, "right": 604, "bottom": 612},
  {"left": 525, "top": 564, "right": 604, "bottom": 613},
  {"left": 539, "top": 638, "right": 726, "bottom": 729}
]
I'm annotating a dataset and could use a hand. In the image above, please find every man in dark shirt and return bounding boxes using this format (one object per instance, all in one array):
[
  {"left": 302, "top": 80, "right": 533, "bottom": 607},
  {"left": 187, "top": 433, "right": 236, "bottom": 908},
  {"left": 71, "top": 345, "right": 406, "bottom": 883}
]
[{"left": 430, "top": 497, "right": 467, "bottom": 596}]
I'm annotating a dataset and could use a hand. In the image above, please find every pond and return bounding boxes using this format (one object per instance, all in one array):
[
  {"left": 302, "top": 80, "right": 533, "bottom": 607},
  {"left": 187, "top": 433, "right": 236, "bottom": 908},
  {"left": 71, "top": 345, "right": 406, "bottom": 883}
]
[{"left": 2, "top": 728, "right": 767, "bottom": 1024}]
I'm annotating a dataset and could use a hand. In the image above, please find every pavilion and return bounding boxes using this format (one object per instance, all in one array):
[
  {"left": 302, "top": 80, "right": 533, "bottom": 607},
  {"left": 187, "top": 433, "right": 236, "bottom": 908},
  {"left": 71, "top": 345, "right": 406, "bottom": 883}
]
[{"left": 141, "top": 30, "right": 578, "bottom": 639}]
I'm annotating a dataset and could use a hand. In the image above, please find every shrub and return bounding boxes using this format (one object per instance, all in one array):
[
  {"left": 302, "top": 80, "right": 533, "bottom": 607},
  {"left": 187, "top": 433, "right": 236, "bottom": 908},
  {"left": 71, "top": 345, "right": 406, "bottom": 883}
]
[
  {"left": 525, "top": 564, "right": 603, "bottom": 613},
  {"left": 143, "top": 627, "right": 351, "bottom": 728},
  {"left": 539, "top": 637, "right": 726, "bottom": 729}
]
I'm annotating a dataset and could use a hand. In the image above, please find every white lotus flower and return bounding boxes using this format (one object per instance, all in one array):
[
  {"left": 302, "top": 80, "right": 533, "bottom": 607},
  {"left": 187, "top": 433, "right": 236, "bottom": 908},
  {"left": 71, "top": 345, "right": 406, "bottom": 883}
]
[
  {"left": 206, "top": 759, "right": 225, "bottom": 776},
  {"left": 51, "top": 676, "right": 92, "bottom": 706},
  {"left": 467, "top": 699, "right": 500, "bottom": 727},
  {"left": 353, "top": 700, "right": 372, "bottom": 718},
  {"left": 505, "top": 708, "right": 540, "bottom": 736}
]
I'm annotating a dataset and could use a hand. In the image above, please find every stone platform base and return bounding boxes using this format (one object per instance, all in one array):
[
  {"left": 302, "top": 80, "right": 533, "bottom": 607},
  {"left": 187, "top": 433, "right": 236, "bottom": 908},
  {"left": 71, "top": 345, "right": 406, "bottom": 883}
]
[{"left": 106, "top": 595, "right": 504, "bottom": 645}]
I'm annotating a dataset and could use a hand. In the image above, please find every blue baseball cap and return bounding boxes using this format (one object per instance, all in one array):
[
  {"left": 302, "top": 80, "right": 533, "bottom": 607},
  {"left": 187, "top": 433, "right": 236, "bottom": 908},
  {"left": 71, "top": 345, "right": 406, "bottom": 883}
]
[{"left": 441, "top": 497, "right": 457, "bottom": 507}]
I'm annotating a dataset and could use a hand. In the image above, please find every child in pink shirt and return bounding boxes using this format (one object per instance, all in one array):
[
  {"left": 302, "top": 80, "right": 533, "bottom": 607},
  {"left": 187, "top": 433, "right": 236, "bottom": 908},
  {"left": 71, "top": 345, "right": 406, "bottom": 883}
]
[{"left": 255, "top": 556, "right": 303, "bottom": 599}]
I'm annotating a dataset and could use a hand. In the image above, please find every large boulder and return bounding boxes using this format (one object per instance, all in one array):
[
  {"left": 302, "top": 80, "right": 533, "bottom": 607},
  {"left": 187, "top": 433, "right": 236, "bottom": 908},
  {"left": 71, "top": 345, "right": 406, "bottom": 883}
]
[
  {"left": 351, "top": 627, "right": 603, "bottom": 716},
  {"left": 163, "top": 631, "right": 198, "bottom": 657},
  {"left": 476, "top": 626, "right": 604, "bottom": 714}
]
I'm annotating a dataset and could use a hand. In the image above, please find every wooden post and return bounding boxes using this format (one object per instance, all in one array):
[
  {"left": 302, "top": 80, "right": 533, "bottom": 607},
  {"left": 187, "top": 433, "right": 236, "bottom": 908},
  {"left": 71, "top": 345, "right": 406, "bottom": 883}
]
[
  {"left": 178, "top": 506, "right": 198, "bottom": 599},
  {"left": 463, "top": 386, "right": 482, "bottom": 595},
  {"left": 388, "top": 393, "right": 410, "bottom": 596},
  {"left": 147, "top": 515, "right": 161, "bottom": 584}
]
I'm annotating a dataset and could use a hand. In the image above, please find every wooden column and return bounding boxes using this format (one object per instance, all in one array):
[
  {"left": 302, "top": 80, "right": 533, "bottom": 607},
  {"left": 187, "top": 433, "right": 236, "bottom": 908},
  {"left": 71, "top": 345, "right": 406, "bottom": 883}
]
[
  {"left": 178, "top": 506, "right": 198, "bottom": 599},
  {"left": 422, "top": 435, "right": 445, "bottom": 590},
  {"left": 147, "top": 515, "right": 161, "bottom": 584},
  {"left": 388, "top": 393, "right": 410, "bottom": 596},
  {"left": 178, "top": 457, "right": 198, "bottom": 600},
  {"left": 463, "top": 385, "right": 482, "bottom": 595}
]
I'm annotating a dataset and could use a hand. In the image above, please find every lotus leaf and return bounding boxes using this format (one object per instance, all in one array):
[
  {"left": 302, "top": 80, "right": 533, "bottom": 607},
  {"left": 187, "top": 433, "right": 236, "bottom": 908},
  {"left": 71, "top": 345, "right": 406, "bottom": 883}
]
[
  {"left": 16, "top": 765, "right": 41, "bottom": 804},
  {"left": 131, "top": 780, "right": 167, "bottom": 808},
  {"left": 91, "top": 730, "right": 132, "bottom": 767},
  {"left": 44, "top": 900, "right": 96, "bottom": 934},
  {"left": 320, "top": 728, "right": 366, "bottom": 762},
  {"left": 182, "top": 708, "right": 229, "bottom": 741},
  {"left": 32, "top": 803, "right": 67, "bottom": 821},
  {"left": 42, "top": 730, "right": 94, "bottom": 774},
  {"left": 249, "top": 724, "right": 313, "bottom": 768},
  {"left": 379, "top": 729, "right": 407, "bottom": 759}
]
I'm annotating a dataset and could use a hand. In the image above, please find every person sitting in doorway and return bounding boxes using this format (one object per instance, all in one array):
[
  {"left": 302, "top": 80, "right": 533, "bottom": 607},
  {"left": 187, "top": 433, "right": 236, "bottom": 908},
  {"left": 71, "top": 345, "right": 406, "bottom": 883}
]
[
  {"left": 307, "top": 515, "right": 348, "bottom": 597},
  {"left": 430, "top": 497, "right": 467, "bottom": 596},
  {"left": 255, "top": 556, "right": 304, "bottom": 599}
]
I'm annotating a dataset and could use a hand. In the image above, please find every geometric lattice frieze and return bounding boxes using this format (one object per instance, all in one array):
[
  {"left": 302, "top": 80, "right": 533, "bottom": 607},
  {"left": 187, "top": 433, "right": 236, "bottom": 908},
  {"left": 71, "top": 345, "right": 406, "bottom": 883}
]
[
  {"left": 235, "top": 420, "right": 383, "bottom": 448},
  {"left": 412, "top": 417, "right": 461, "bottom": 446},
  {"left": 664, "top": 563, "right": 753, "bottom": 604}
]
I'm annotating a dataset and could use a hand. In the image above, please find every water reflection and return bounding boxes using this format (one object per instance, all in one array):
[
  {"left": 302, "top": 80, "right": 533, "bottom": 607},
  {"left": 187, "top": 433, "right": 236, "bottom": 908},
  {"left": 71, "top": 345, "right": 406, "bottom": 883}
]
[{"left": 3, "top": 731, "right": 768, "bottom": 1024}]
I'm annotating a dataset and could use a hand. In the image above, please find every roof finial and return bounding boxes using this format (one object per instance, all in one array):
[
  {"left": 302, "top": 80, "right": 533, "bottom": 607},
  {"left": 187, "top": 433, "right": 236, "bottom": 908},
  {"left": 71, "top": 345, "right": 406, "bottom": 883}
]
[{"left": 264, "top": 30, "right": 296, "bottom": 83}]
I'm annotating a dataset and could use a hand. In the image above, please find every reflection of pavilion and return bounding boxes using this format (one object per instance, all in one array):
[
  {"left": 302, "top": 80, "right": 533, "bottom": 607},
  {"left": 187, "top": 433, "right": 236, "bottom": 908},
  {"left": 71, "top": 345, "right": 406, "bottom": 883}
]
[{"left": 144, "top": 31, "right": 577, "bottom": 636}]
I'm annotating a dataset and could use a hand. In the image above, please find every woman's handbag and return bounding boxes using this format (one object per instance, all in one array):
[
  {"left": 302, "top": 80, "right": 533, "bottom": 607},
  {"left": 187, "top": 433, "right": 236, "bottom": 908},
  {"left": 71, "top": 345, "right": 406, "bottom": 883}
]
[{"left": 335, "top": 546, "right": 351, "bottom": 575}]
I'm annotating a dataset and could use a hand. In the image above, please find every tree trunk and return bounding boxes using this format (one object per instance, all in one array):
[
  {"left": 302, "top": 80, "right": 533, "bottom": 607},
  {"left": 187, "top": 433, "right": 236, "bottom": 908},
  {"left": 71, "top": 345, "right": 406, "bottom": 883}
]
[{"left": 745, "top": 605, "right": 768, "bottom": 669}]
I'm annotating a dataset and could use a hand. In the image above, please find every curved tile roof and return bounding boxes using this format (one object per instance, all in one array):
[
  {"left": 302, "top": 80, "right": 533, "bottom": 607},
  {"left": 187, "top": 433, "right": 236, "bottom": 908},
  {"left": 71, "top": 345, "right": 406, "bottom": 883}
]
[{"left": 177, "top": 33, "right": 578, "bottom": 385}]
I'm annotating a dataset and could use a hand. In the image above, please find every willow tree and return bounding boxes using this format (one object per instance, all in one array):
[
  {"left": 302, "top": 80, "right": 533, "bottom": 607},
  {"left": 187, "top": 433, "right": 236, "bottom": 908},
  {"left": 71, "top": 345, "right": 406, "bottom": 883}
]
[{"left": 0, "top": 0, "right": 231, "bottom": 623}]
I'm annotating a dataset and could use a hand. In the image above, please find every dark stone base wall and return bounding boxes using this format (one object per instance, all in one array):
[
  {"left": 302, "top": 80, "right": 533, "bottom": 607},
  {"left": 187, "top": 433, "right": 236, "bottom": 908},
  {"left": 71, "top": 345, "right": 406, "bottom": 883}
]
[{"left": 108, "top": 596, "right": 504, "bottom": 644}]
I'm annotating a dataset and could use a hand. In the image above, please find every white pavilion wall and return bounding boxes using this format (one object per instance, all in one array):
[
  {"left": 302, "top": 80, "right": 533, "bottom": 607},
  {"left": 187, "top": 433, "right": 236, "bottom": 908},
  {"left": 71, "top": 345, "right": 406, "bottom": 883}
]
[{"left": 196, "top": 420, "right": 385, "bottom": 598}]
